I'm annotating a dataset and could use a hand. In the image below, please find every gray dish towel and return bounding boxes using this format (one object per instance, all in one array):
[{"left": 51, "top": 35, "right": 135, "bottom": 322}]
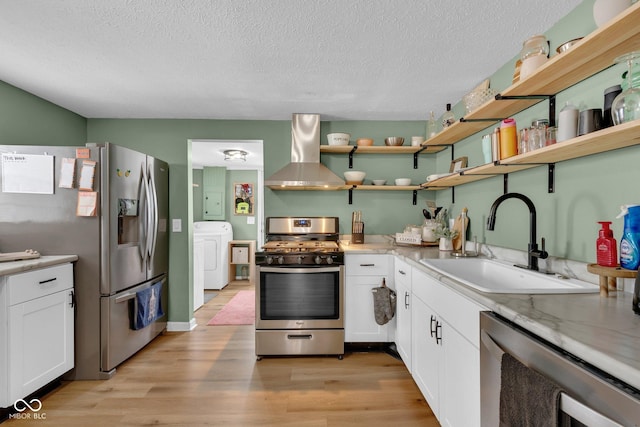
[
  {"left": 371, "top": 282, "right": 396, "bottom": 325},
  {"left": 499, "top": 352, "right": 563, "bottom": 427}
]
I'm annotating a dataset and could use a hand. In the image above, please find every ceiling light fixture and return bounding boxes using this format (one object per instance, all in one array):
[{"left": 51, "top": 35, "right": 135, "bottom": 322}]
[{"left": 223, "top": 149, "right": 248, "bottom": 161}]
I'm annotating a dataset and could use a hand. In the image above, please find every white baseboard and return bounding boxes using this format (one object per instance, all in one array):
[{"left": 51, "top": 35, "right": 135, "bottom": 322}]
[{"left": 166, "top": 318, "right": 197, "bottom": 332}]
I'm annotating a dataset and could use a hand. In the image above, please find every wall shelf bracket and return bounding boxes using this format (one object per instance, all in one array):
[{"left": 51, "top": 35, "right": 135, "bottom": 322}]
[
  {"left": 451, "top": 187, "right": 455, "bottom": 204},
  {"left": 413, "top": 190, "right": 418, "bottom": 205},
  {"left": 348, "top": 187, "right": 354, "bottom": 204},
  {"left": 348, "top": 146, "right": 358, "bottom": 169},
  {"left": 503, "top": 174, "right": 509, "bottom": 194},
  {"left": 413, "top": 146, "right": 428, "bottom": 169},
  {"left": 548, "top": 163, "right": 555, "bottom": 193}
]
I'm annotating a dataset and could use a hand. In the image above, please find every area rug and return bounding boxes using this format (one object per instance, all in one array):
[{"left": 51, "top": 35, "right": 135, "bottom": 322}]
[{"left": 207, "top": 290, "right": 255, "bottom": 325}]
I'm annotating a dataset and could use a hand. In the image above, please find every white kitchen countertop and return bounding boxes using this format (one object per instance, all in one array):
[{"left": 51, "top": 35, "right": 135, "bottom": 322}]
[
  {"left": 0, "top": 255, "right": 78, "bottom": 276},
  {"left": 341, "top": 236, "right": 640, "bottom": 392}
]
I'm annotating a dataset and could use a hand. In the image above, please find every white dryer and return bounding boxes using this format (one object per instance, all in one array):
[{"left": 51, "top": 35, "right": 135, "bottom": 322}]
[{"left": 193, "top": 221, "right": 233, "bottom": 291}]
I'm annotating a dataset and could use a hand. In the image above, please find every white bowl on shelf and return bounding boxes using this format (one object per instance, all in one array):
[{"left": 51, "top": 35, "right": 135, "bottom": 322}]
[
  {"left": 372, "top": 179, "right": 387, "bottom": 186},
  {"left": 344, "top": 170, "right": 366, "bottom": 184},
  {"left": 394, "top": 178, "right": 412, "bottom": 186},
  {"left": 327, "top": 133, "right": 351, "bottom": 145}
]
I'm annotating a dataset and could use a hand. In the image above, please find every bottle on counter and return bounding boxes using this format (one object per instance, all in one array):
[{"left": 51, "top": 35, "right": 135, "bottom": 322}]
[
  {"left": 596, "top": 221, "right": 618, "bottom": 267},
  {"left": 499, "top": 118, "right": 518, "bottom": 159},
  {"left": 441, "top": 104, "right": 456, "bottom": 128},
  {"left": 618, "top": 204, "right": 640, "bottom": 270}
]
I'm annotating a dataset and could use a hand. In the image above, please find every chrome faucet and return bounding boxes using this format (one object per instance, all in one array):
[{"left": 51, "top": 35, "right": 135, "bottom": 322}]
[{"left": 486, "top": 192, "right": 548, "bottom": 271}]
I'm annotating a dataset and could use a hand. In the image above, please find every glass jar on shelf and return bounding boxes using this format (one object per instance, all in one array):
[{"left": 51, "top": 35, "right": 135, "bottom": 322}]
[
  {"left": 612, "top": 51, "right": 640, "bottom": 125},
  {"left": 519, "top": 35, "right": 549, "bottom": 81}
]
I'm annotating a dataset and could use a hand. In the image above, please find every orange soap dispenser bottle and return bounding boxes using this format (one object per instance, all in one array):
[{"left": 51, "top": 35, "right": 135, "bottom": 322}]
[{"left": 596, "top": 221, "right": 618, "bottom": 267}]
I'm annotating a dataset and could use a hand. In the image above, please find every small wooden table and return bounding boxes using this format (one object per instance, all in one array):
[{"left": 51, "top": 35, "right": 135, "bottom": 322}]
[
  {"left": 228, "top": 240, "right": 256, "bottom": 285},
  {"left": 586, "top": 263, "right": 637, "bottom": 297}
]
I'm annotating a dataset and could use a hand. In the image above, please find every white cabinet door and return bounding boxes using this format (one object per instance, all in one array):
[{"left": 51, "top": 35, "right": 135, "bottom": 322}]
[
  {"left": 395, "top": 280, "right": 412, "bottom": 371},
  {"left": 394, "top": 257, "right": 412, "bottom": 369},
  {"left": 8, "top": 288, "right": 74, "bottom": 404},
  {"left": 345, "top": 254, "right": 392, "bottom": 343},
  {"left": 411, "top": 296, "right": 440, "bottom": 418},
  {"left": 345, "top": 275, "right": 391, "bottom": 342}
]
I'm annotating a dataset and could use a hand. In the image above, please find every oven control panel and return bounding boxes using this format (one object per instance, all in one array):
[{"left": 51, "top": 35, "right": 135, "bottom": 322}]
[{"left": 255, "top": 253, "right": 344, "bottom": 266}]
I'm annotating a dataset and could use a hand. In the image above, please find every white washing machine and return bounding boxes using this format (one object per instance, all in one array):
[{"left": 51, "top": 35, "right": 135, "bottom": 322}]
[{"left": 193, "top": 221, "right": 233, "bottom": 293}]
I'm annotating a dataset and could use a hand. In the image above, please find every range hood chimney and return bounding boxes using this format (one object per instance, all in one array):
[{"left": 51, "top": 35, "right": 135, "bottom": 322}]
[{"left": 265, "top": 114, "right": 345, "bottom": 189}]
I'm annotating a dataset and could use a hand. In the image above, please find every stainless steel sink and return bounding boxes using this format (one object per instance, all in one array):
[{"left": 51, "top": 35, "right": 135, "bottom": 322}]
[{"left": 419, "top": 258, "right": 599, "bottom": 294}]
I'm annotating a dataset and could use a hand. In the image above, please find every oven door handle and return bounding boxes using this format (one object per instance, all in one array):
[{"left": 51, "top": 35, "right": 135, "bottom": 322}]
[
  {"left": 258, "top": 266, "right": 342, "bottom": 274},
  {"left": 560, "top": 393, "right": 623, "bottom": 427}
]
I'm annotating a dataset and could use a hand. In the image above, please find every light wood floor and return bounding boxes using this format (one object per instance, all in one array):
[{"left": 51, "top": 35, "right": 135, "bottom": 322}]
[{"left": 6, "top": 282, "right": 438, "bottom": 426}]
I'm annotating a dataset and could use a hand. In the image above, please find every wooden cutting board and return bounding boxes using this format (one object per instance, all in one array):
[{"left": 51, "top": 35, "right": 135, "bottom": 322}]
[
  {"left": 451, "top": 213, "right": 469, "bottom": 251},
  {"left": 0, "top": 250, "right": 41, "bottom": 262}
]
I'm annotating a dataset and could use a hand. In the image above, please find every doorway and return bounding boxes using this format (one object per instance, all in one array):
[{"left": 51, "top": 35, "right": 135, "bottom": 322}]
[{"left": 190, "top": 139, "right": 264, "bottom": 246}]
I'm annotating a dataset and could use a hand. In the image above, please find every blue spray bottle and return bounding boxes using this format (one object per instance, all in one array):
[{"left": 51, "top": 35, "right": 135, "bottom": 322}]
[{"left": 617, "top": 204, "right": 640, "bottom": 270}]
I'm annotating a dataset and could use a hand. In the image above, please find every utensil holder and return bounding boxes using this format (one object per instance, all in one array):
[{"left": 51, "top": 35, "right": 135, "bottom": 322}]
[
  {"left": 351, "top": 222, "right": 364, "bottom": 244},
  {"left": 352, "top": 232, "right": 364, "bottom": 244}
]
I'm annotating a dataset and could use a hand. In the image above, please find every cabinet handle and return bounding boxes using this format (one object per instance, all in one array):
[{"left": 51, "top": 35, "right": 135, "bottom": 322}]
[
  {"left": 69, "top": 290, "right": 76, "bottom": 308},
  {"left": 359, "top": 263, "right": 375, "bottom": 267},
  {"left": 404, "top": 291, "right": 410, "bottom": 309},
  {"left": 430, "top": 315, "right": 437, "bottom": 337},
  {"left": 398, "top": 269, "right": 406, "bottom": 275},
  {"left": 39, "top": 277, "right": 57, "bottom": 285},
  {"left": 435, "top": 321, "right": 442, "bottom": 345}
]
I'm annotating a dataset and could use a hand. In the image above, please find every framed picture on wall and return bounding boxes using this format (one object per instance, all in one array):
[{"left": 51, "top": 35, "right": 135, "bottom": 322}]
[{"left": 233, "top": 183, "right": 254, "bottom": 215}]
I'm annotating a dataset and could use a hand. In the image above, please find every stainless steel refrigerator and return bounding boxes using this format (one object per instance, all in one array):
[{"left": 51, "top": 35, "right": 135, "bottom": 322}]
[{"left": 0, "top": 143, "right": 169, "bottom": 379}]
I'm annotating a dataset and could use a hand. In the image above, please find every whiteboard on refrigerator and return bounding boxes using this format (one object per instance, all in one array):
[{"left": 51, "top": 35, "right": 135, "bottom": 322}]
[{"left": 1, "top": 153, "right": 54, "bottom": 194}]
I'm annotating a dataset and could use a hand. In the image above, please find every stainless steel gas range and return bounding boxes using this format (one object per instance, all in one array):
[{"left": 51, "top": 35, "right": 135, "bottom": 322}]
[{"left": 255, "top": 217, "right": 344, "bottom": 359}]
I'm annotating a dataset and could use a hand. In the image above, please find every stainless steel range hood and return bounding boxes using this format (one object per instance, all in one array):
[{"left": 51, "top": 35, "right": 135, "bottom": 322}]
[{"left": 265, "top": 114, "right": 345, "bottom": 189}]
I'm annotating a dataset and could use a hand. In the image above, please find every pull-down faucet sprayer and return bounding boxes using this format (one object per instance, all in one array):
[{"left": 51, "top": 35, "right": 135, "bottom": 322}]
[{"left": 486, "top": 192, "right": 548, "bottom": 271}]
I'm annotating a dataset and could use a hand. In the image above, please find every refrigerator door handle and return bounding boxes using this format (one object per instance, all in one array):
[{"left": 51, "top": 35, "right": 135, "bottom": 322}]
[
  {"left": 138, "top": 163, "right": 150, "bottom": 261},
  {"left": 147, "top": 162, "right": 158, "bottom": 261},
  {"left": 115, "top": 291, "right": 137, "bottom": 304}
]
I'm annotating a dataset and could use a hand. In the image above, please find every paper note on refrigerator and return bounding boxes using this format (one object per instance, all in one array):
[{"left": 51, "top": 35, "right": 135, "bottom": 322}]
[
  {"left": 77, "top": 191, "right": 98, "bottom": 216},
  {"left": 78, "top": 160, "right": 96, "bottom": 191},
  {"left": 1, "top": 153, "right": 54, "bottom": 194},
  {"left": 59, "top": 158, "right": 76, "bottom": 188}
]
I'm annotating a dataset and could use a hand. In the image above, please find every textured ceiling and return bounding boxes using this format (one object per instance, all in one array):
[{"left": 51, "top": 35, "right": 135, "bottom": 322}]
[{"left": 0, "top": 0, "right": 582, "bottom": 121}]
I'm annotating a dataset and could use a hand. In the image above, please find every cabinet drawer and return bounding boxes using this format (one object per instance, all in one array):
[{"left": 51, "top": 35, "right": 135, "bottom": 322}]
[
  {"left": 8, "top": 263, "right": 73, "bottom": 306},
  {"left": 346, "top": 254, "right": 391, "bottom": 276},
  {"left": 394, "top": 257, "right": 412, "bottom": 291}
]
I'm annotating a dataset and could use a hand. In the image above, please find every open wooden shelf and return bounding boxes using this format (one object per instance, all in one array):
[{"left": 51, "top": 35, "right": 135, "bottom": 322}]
[
  {"left": 320, "top": 145, "right": 445, "bottom": 154},
  {"left": 422, "top": 120, "right": 640, "bottom": 189},
  {"left": 349, "top": 184, "right": 421, "bottom": 191}
]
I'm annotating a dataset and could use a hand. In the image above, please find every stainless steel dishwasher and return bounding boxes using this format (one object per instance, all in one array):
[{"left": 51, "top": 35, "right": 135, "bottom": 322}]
[{"left": 480, "top": 312, "right": 640, "bottom": 426}]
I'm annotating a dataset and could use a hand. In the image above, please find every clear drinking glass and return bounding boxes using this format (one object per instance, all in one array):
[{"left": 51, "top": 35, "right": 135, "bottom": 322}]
[{"left": 612, "top": 51, "right": 640, "bottom": 125}]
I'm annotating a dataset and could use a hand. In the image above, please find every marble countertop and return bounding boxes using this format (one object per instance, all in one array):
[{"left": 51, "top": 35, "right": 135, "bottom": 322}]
[
  {"left": 0, "top": 255, "right": 78, "bottom": 276},
  {"left": 341, "top": 236, "right": 640, "bottom": 392}
]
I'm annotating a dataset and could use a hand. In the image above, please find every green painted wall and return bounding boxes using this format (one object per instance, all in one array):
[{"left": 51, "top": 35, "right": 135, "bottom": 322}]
[
  {"left": 3, "top": 0, "right": 638, "bottom": 324},
  {"left": 0, "top": 80, "right": 86, "bottom": 145}
]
